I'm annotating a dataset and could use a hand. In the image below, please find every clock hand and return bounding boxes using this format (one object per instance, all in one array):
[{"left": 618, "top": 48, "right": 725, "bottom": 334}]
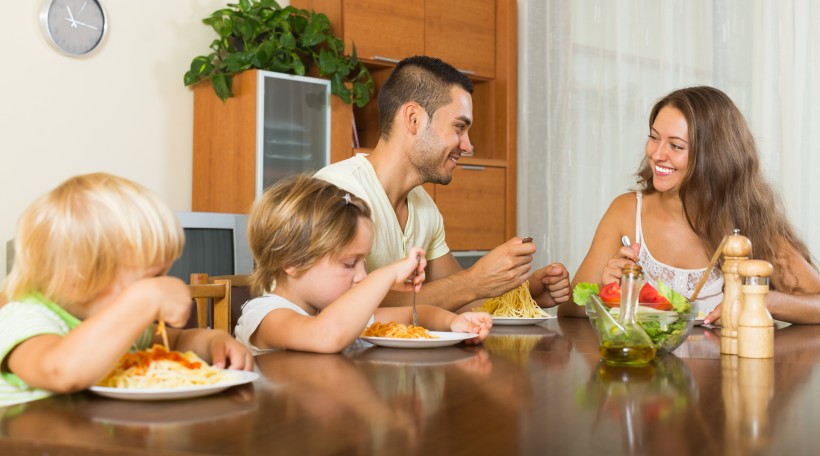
[
  {"left": 74, "top": 19, "right": 99, "bottom": 31},
  {"left": 65, "top": 5, "right": 78, "bottom": 28},
  {"left": 74, "top": 1, "right": 88, "bottom": 20}
]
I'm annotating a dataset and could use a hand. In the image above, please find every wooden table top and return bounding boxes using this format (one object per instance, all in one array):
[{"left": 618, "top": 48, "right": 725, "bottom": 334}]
[{"left": 2, "top": 317, "right": 820, "bottom": 455}]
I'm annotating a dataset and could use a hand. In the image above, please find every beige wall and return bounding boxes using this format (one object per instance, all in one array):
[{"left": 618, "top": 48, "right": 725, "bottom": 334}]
[{"left": 0, "top": 1, "right": 289, "bottom": 277}]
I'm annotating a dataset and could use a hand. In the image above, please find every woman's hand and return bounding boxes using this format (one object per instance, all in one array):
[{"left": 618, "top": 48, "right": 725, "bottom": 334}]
[
  {"left": 450, "top": 311, "right": 493, "bottom": 344},
  {"left": 602, "top": 244, "right": 641, "bottom": 285},
  {"left": 704, "top": 304, "right": 722, "bottom": 326}
]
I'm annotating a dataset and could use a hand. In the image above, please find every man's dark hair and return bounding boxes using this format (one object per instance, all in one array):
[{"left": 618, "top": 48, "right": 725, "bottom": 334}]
[{"left": 377, "top": 56, "right": 474, "bottom": 140}]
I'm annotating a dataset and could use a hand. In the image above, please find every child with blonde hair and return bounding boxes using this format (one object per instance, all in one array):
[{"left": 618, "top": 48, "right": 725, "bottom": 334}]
[
  {"left": 0, "top": 173, "right": 253, "bottom": 407},
  {"left": 234, "top": 174, "right": 492, "bottom": 354}
]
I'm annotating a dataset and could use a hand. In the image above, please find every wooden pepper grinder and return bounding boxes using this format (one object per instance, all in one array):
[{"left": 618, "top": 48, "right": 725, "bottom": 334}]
[
  {"left": 737, "top": 260, "right": 774, "bottom": 358},
  {"left": 720, "top": 229, "right": 751, "bottom": 355}
]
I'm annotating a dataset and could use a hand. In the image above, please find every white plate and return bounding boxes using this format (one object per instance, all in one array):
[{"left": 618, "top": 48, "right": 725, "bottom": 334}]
[
  {"left": 360, "top": 331, "right": 477, "bottom": 348},
  {"left": 88, "top": 370, "right": 259, "bottom": 401},
  {"left": 492, "top": 315, "right": 556, "bottom": 326}
]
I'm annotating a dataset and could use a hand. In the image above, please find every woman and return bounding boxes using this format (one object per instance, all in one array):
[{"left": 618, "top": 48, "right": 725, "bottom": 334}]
[{"left": 560, "top": 86, "right": 820, "bottom": 324}]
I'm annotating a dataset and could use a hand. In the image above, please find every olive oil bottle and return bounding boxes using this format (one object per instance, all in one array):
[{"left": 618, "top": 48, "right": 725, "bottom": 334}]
[{"left": 598, "top": 264, "right": 656, "bottom": 366}]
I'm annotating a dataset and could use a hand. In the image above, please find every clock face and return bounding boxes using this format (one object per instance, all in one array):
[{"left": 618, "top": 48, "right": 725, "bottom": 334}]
[{"left": 41, "top": 0, "right": 107, "bottom": 56}]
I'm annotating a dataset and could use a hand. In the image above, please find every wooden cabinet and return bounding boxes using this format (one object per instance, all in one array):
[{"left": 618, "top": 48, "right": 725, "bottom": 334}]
[
  {"left": 192, "top": 70, "right": 353, "bottom": 214},
  {"left": 295, "top": 0, "right": 496, "bottom": 77},
  {"left": 341, "top": 1, "right": 424, "bottom": 63},
  {"left": 425, "top": 0, "right": 496, "bottom": 78}
]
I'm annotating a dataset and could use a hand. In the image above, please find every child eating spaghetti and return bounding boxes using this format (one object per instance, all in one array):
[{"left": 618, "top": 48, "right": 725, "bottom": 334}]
[
  {"left": 233, "top": 174, "right": 492, "bottom": 354},
  {"left": 0, "top": 173, "right": 253, "bottom": 407}
]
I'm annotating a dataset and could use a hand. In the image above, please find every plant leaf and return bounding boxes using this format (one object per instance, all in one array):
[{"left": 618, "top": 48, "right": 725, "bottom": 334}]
[
  {"left": 184, "top": 56, "right": 214, "bottom": 86},
  {"left": 211, "top": 73, "right": 232, "bottom": 102},
  {"left": 186, "top": 0, "right": 373, "bottom": 106}
]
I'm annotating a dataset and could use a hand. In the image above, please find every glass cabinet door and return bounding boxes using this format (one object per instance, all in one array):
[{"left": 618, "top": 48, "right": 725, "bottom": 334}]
[{"left": 257, "top": 71, "right": 330, "bottom": 193}]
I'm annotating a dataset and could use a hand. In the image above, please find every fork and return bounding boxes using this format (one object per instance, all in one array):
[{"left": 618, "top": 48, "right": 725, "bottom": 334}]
[{"left": 412, "top": 254, "right": 421, "bottom": 326}]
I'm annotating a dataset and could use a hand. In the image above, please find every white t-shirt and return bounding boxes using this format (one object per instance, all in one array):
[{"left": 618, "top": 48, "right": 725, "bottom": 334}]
[
  {"left": 314, "top": 154, "right": 450, "bottom": 271},
  {"left": 234, "top": 294, "right": 375, "bottom": 355}
]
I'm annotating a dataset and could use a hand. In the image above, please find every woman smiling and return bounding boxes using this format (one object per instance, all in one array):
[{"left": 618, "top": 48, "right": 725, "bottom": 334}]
[{"left": 562, "top": 86, "right": 820, "bottom": 324}]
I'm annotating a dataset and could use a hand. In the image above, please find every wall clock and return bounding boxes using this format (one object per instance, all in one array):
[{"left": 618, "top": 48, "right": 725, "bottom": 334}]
[{"left": 40, "top": 0, "right": 108, "bottom": 57}]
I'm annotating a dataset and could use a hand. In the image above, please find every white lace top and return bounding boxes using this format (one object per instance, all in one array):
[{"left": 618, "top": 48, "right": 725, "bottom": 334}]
[{"left": 635, "top": 192, "right": 724, "bottom": 314}]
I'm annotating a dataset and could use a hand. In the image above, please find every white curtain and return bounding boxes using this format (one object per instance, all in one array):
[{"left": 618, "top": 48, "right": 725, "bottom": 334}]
[{"left": 518, "top": 0, "right": 820, "bottom": 279}]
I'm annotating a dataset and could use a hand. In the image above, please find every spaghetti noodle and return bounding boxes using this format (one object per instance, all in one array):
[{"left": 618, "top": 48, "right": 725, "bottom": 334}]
[
  {"left": 362, "top": 321, "right": 439, "bottom": 339},
  {"left": 97, "top": 345, "right": 237, "bottom": 389},
  {"left": 156, "top": 320, "right": 170, "bottom": 350},
  {"left": 472, "top": 282, "right": 548, "bottom": 318}
]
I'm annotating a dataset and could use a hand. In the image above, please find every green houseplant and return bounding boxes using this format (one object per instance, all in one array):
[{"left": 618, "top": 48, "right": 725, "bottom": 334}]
[{"left": 184, "top": 0, "right": 373, "bottom": 107}]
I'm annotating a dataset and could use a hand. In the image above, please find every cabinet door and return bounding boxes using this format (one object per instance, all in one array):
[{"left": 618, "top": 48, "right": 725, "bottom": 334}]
[
  {"left": 425, "top": 0, "right": 496, "bottom": 78},
  {"left": 259, "top": 73, "right": 330, "bottom": 193},
  {"left": 342, "top": 0, "right": 424, "bottom": 63},
  {"left": 435, "top": 165, "right": 506, "bottom": 250}
]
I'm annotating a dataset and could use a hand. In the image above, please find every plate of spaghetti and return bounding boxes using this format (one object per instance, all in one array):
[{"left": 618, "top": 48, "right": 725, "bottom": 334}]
[
  {"left": 360, "top": 321, "right": 476, "bottom": 348},
  {"left": 89, "top": 345, "right": 258, "bottom": 401},
  {"left": 473, "top": 282, "right": 553, "bottom": 325}
]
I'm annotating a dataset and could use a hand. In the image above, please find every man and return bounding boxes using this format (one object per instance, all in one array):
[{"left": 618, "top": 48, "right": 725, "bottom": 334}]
[{"left": 315, "top": 56, "right": 569, "bottom": 312}]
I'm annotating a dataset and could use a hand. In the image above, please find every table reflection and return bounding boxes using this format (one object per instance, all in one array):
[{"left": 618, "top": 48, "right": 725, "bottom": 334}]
[
  {"left": 3, "top": 319, "right": 820, "bottom": 455},
  {"left": 578, "top": 355, "right": 698, "bottom": 455}
]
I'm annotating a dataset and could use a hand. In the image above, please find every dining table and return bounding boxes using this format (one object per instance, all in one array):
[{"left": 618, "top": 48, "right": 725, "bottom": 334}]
[{"left": 2, "top": 317, "right": 819, "bottom": 455}]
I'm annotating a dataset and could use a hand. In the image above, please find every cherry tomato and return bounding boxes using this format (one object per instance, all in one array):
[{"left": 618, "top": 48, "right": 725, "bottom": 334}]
[
  {"left": 639, "top": 283, "right": 672, "bottom": 311},
  {"left": 599, "top": 282, "right": 621, "bottom": 306}
]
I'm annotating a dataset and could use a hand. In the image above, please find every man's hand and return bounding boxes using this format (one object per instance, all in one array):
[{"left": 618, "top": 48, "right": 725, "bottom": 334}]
[
  {"left": 468, "top": 237, "right": 535, "bottom": 299},
  {"left": 530, "top": 263, "right": 570, "bottom": 307}
]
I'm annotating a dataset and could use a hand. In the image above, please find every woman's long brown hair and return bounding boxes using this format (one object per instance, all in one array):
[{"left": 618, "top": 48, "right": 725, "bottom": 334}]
[{"left": 636, "top": 86, "right": 815, "bottom": 292}]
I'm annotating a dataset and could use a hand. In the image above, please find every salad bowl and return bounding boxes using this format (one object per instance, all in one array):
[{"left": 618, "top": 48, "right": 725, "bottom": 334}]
[{"left": 575, "top": 281, "right": 698, "bottom": 355}]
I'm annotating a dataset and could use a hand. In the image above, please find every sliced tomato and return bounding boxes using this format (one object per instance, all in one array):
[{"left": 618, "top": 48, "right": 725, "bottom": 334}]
[
  {"left": 599, "top": 282, "right": 621, "bottom": 306},
  {"left": 639, "top": 283, "right": 672, "bottom": 311}
]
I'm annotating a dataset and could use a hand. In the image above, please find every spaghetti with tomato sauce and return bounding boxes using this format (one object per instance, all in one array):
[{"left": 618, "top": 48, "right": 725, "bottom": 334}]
[
  {"left": 362, "top": 321, "right": 438, "bottom": 339},
  {"left": 97, "top": 345, "right": 237, "bottom": 389}
]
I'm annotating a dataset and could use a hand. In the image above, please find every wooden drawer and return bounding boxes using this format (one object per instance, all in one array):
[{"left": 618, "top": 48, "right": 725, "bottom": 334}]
[{"left": 434, "top": 165, "right": 506, "bottom": 250}]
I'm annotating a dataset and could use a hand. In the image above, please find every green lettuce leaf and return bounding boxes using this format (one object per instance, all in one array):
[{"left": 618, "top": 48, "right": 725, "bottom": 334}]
[{"left": 573, "top": 282, "right": 600, "bottom": 306}]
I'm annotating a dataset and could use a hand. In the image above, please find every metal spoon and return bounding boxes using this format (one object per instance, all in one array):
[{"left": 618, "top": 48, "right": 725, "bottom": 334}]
[{"left": 622, "top": 236, "right": 640, "bottom": 266}]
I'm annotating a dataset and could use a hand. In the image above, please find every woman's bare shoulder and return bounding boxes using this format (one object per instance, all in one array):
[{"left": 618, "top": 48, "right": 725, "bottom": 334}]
[{"left": 603, "top": 192, "right": 639, "bottom": 219}]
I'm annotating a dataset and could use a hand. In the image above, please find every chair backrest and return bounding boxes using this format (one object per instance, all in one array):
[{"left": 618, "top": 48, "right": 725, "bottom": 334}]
[
  {"left": 211, "top": 275, "right": 252, "bottom": 331},
  {"left": 189, "top": 273, "right": 232, "bottom": 333},
  {"left": 189, "top": 273, "right": 251, "bottom": 335}
]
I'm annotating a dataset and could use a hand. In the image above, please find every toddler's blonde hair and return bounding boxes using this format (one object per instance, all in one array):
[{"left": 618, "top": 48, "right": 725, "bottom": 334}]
[
  {"left": 248, "top": 174, "right": 371, "bottom": 297},
  {"left": 1, "top": 173, "right": 184, "bottom": 310}
]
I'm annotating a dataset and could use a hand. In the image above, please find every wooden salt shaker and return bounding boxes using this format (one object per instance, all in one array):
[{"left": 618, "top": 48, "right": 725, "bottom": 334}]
[
  {"left": 737, "top": 260, "right": 774, "bottom": 358},
  {"left": 720, "top": 229, "right": 751, "bottom": 355}
]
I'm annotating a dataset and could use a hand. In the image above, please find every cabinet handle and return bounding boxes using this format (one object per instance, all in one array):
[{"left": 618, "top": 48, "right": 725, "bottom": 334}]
[
  {"left": 458, "top": 69, "right": 476, "bottom": 75},
  {"left": 460, "top": 165, "right": 486, "bottom": 171},
  {"left": 373, "top": 56, "right": 400, "bottom": 64}
]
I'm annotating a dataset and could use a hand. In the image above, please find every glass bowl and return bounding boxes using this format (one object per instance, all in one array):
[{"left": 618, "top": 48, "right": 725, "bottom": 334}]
[{"left": 585, "top": 300, "right": 698, "bottom": 355}]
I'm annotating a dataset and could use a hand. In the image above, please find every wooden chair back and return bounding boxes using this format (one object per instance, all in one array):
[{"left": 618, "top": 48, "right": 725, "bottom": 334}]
[
  {"left": 189, "top": 273, "right": 251, "bottom": 334},
  {"left": 190, "top": 273, "right": 231, "bottom": 333}
]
